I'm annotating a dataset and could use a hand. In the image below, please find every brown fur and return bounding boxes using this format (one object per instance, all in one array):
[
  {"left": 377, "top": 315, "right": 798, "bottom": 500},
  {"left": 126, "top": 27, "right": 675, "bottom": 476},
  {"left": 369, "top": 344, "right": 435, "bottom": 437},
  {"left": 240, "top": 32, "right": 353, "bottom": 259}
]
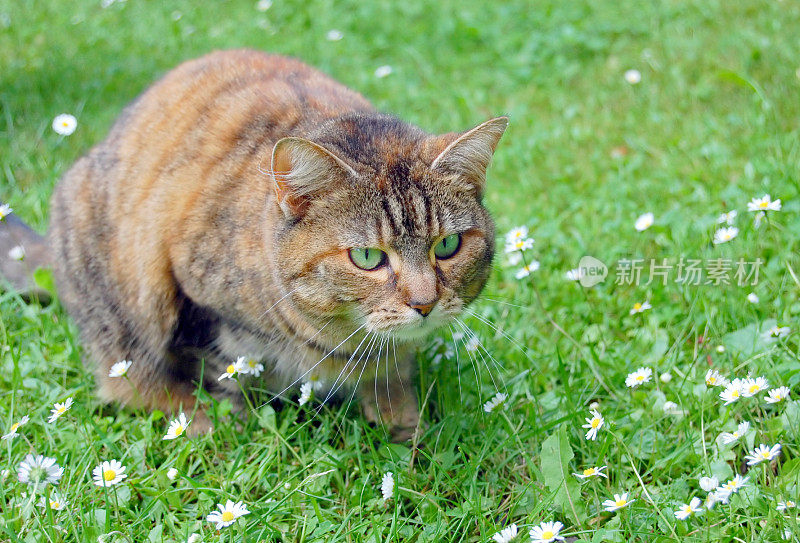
[{"left": 37, "top": 50, "right": 507, "bottom": 439}]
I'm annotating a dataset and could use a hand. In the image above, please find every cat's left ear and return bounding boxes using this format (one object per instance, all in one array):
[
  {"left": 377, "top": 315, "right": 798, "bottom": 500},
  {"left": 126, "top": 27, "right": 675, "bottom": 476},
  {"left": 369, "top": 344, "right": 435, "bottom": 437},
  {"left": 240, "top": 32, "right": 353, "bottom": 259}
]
[{"left": 428, "top": 116, "right": 509, "bottom": 197}]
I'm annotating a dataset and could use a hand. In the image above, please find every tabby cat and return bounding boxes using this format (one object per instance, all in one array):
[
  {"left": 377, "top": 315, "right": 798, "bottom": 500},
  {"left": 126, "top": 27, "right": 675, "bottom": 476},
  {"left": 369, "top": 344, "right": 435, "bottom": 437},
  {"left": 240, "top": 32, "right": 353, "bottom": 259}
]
[{"left": 2, "top": 50, "right": 507, "bottom": 440}]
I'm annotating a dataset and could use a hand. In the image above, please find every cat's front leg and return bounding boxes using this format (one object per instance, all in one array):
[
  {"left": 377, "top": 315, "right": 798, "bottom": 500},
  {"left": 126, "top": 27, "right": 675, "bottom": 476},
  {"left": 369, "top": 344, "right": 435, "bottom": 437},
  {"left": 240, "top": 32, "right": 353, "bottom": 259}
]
[{"left": 359, "top": 355, "right": 420, "bottom": 442}]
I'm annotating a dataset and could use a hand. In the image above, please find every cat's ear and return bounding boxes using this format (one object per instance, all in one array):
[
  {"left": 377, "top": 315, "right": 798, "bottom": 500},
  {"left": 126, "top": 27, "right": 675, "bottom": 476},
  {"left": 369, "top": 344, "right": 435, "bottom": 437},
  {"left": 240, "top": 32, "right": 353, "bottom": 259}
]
[
  {"left": 271, "top": 137, "right": 357, "bottom": 218},
  {"left": 428, "top": 116, "right": 509, "bottom": 196}
]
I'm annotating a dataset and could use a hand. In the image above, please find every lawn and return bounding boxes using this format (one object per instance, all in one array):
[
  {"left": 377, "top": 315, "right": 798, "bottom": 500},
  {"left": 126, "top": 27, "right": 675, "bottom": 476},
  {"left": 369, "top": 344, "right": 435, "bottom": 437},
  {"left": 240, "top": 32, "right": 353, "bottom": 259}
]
[{"left": 1, "top": 0, "right": 800, "bottom": 541}]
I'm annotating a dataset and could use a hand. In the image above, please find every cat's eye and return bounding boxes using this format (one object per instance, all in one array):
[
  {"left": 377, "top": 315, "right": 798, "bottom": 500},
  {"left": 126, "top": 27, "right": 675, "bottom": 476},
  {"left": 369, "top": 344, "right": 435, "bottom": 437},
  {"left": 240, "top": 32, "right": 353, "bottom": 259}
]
[
  {"left": 349, "top": 248, "right": 387, "bottom": 270},
  {"left": 434, "top": 233, "right": 461, "bottom": 259}
]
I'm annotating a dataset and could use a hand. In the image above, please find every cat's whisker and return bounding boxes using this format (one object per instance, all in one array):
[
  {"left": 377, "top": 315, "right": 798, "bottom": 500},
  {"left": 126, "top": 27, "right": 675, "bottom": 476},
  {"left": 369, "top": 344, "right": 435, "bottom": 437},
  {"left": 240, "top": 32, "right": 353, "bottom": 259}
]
[
  {"left": 456, "top": 316, "right": 507, "bottom": 376},
  {"left": 477, "top": 296, "right": 528, "bottom": 309},
  {"left": 450, "top": 322, "right": 483, "bottom": 403},
  {"left": 320, "top": 331, "right": 380, "bottom": 424},
  {"left": 318, "top": 330, "right": 375, "bottom": 409},
  {"left": 257, "top": 286, "right": 300, "bottom": 320},
  {"left": 454, "top": 319, "right": 502, "bottom": 394},
  {"left": 463, "top": 307, "right": 535, "bottom": 364},
  {"left": 447, "top": 324, "right": 465, "bottom": 405}
]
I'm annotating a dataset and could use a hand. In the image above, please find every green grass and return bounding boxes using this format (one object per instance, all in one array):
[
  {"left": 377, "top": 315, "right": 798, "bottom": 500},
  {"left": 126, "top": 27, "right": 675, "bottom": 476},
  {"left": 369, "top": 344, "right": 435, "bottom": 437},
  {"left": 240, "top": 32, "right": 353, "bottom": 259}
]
[{"left": 2, "top": 0, "right": 800, "bottom": 541}]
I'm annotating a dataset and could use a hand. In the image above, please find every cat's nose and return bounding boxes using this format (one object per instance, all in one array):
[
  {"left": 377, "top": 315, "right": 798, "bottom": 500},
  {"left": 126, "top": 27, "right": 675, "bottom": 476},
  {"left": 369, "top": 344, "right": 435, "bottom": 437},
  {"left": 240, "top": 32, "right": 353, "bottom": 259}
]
[{"left": 408, "top": 299, "right": 437, "bottom": 317}]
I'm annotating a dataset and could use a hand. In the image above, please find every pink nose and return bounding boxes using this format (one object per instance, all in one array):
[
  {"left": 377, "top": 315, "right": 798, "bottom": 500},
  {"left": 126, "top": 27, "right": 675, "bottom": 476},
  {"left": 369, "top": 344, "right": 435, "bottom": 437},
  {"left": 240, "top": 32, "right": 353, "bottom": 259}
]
[{"left": 408, "top": 300, "right": 436, "bottom": 317}]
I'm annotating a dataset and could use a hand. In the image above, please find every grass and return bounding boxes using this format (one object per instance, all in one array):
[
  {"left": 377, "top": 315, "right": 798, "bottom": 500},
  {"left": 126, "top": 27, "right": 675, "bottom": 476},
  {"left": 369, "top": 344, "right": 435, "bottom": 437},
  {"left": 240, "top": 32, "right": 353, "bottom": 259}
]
[{"left": 1, "top": 0, "right": 800, "bottom": 541}]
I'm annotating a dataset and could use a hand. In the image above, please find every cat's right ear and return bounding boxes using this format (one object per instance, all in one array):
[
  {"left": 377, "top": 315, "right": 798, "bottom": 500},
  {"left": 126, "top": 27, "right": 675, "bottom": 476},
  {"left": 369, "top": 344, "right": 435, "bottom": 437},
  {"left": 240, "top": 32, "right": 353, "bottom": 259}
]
[{"left": 270, "top": 137, "right": 357, "bottom": 218}]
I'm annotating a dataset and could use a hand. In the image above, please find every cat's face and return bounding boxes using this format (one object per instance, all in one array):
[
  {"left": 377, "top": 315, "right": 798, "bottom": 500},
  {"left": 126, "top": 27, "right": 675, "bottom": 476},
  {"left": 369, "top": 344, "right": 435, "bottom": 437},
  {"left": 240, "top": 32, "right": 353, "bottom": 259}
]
[{"left": 271, "top": 115, "right": 507, "bottom": 342}]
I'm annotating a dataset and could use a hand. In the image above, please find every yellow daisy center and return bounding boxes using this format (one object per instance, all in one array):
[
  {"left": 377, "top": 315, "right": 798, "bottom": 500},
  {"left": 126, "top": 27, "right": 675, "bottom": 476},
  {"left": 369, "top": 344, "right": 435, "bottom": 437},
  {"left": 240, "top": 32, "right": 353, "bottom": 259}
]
[
  {"left": 541, "top": 530, "right": 554, "bottom": 539},
  {"left": 708, "top": 377, "right": 716, "bottom": 384},
  {"left": 761, "top": 451, "right": 770, "bottom": 458},
  {"left": 174, "top": 425, "right": 184, "bottom": 436},
  {"left": 635, "top": 375, "right": 644, "bottom": 382},
  {"left": 633, "top": 303, "right": 642, "bottom": 311},
  {"left": 591, "top": 419, "right": 601, "bottom": 428},
  {"left": 61, "top": 122, "right": 69, "bottom": 127},
  {"left": 788, "top": 501, "right": 796, "bottom": 507},
  {"left": 51, "top": 500, "right": 60, "bottom": 508},
  {"left": 759, "top": 201, "right": 768, "bottom": 208},
  {"left": 615, "top": 499, "right": 627, "bottom": 507},
  {"left": 732, "top": 432, "right": 739, "bottom": 438},
  {"left": 731, "top": 389, "right": 739, "bottom": 398},
  {"left": 103, "top": 469, "right": 116, "bottom": 481},
  {"left": 56, "top": 406, "right": 66, "bottom": 414},
  {"left": 226, "top": 364, "right": 236, "bottom": 374},
  {"left": 10, "top": 422, "right": 19, "bottom": 431},
  {"left": 682, "top": 505, "right": 691, "bottom": 513},
  {"left": 748, "top": 384, "right": 759, "bottom": 393},
  {"left": 583, "top": 468, "right": 595, "bottom": 476},
  {"left": 221, "top": 511, "right": 235, "bottom": 522}
]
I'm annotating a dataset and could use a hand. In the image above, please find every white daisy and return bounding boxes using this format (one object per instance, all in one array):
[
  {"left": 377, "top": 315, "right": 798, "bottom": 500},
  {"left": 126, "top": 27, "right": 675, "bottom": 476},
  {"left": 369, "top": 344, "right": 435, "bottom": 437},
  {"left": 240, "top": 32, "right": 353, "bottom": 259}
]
[
  {"left": 741, "top": 376, "right": 769, "bottom": 398},
  {"left": 48, "top": 397, "right": 74, "bottom": 423},
  {"left": 659, "top": 372, "right": 672, "bottom": 383},
  {"left": 634, "top": 212, "right": 654, "bottom": 231},
  {"left": 720, "top": 474, "right": 749, "bottom": 495},
  {"left": 720, "top": 380, "right": 743, "bottom": 405},
  {"left": 0, "top": 203, "right": 12, "bottom": 220},
  {"left": 18, "top": 454, "right": 64, "bottom": 490},
  {"left": 582, "top": 409, "right": 604, "bottom": 441},
  {"left": 573, "top": 465, "right": 608, "bottom": 479},
  {"left": 662, "top": 401, "right": 682, "bottom": 415},
  {"left": 8, "top": 245, "right": 24, "bottom": 260},
  {"left": 602, "top": 492, "right": 634, "bottom": 512},
  {"left": 625, "top": 367, "right": 652, "bottom": 388},
  {"left": 624, "top": 69, "right": 642, "bottom": 85},
  {"left": 747, "top": 194, "right": 781, "bottom": 212},
  {"left": 515, "top": 261, "right": 540, "bottom": 279},
  {"left": 2, "top": 415, "right": 29, "bottom": 440},
  {"left": 720, "top": 421, "right": 750, "bottom": 445},
  {"left": 255, "top": 0, "right": 272, "bottom": 11},
  {"left": 464, "top": 335, "right": 480, "bottom": 352},
  {"left": 492, "top": 524, "right": 518, "bottom": 543},
  {"left": 629, "top": 301, "right": 651, "bottom": 315},
  {"left": 92, "top": 459, "right": 127, "bottom": 487},
  {"left": 38, "top": 493, "right": 67, "bottom": 511},
  {"left": 245, "top": 358, "right": 264, "bottom": 377},
  {"left": 381, "top": 471, "right": 394, "bottom": 501},
  {"left": 715, "top": 345, "right": 725, "bottom": 353},
  {"left": 374, "top": 65, "right": 393, "bottom": 78},
  {"left": 699, "top": 476, "right": 719, "bottom": 492},
  {"left": 745, "top": 443, "right": 782, "bottom": 466},
  {"left": 529, "top": 520, "right": 565, "bottom": 543},
  {"left": 186, "top": 534, "right": 201, "bottom": 543},
  {"left": 52, "top": 114, "right": 77, "bottom": 136},
  {"left": 704, "top": 369, "right": 729, "bottom": 388},
  {"left": 325, "top": 29, "right": 343, "bottom": 41},
  {"left": 163, "top": 413, "right": 190, "bottom": 440},
  {"left": 777, "top": 500, "right": 797, "bottom": 511},
  {"left": 505, "top": 226, "right": 529, "bottom": 244},
  {"left": 483, "top": 392, "right": 508, "bottom": 413},
  {"left": 565, "top": 268, "right": 584, "bottom": 281},
  {"left": 765, "top": 386, "right": 791, "bottom": 404},
  {"left": 746, "top": 292, "right": 759, "bottom": 303},
  {"left": 713, "top": 226, "right": 738, "bottom": 245},
  {"left": 108, "top": 360, "right": 131, "bottom": 378},
  {"left": 763, "top": 325, "right": 791, "bottom": 342},
  {"left": 207, "top": 499, "right": 250, "bottom": 529},
  {"left": 167, "top": 467, "right": 179, "bottom": 481},
  {"left": 298, "top": 382, "right": 312, "bottom": 406},
  {"left": 674, "top": 497, "right": 703, "bottom": 520},
  {"left": 716, "top": 210, "right": 737, "bottom": 225},
  {"left": 218, "top": 356, "right": 248, "bottom": 381},
  {"left": 504, "top": 238, "right": 534, "bottom": 253}
]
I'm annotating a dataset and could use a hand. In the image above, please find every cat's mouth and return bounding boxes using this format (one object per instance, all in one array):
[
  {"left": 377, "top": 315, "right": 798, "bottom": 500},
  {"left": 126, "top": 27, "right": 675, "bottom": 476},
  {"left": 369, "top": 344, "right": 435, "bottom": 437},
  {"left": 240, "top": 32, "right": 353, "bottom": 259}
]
[{"left": 365, "top": 306, "right": 453, "bottom": 342}]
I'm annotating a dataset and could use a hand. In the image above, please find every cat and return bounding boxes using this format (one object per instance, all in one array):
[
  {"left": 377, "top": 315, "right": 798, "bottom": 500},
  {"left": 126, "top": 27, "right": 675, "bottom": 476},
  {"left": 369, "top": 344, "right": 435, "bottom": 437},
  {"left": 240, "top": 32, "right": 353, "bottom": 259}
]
[{"left": 0, "top": 50, "right": 507, "bottom": 440}]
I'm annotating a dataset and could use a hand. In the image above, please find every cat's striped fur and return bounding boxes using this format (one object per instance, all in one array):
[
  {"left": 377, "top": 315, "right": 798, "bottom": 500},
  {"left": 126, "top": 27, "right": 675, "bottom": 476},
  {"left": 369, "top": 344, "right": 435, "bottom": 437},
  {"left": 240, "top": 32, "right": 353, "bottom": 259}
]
[{"left": 17, "top": 50, "right": 507, "bottom": 439}]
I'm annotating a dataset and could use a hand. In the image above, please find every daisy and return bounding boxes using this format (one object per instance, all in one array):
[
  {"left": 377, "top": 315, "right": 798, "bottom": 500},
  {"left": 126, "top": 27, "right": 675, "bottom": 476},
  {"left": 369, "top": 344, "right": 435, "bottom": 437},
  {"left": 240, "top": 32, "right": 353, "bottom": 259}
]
[
  {"left": 325, "top": 29, "right": 343, "bottom": 41},
  {"left": 674, "top": 497, "right": 703, "bottom": 520},
  {"left": 765, "top": 386, "right": 791, "bottom": 404},
  {"left": 163, "top": 413, "right": 190, "bottom": 440},
  {"left": 218, "top": 356, "right": 248, "bottom": 381},
  {"left": 243, "top": 357, "right": 264, "bottom": 377},
  {"left": 629, "top": 301, "right": 651, "bottom": 315},
  {"left": 8, "top": 245, "right": 24, "bottom": 260},
  {"left": 565, "top": 268, "right": 584, "bottom": 281},
  {"left": 48, "top": 397, "right": 74, "bottom": 423},
  {"left": 52, "top": 114, "right": 77, "bottom": 136},
  {"left": 763, "top": 325, "right": 791, "bottom": 342},
  {"left": 573, "top": 465, "right": 608, "bottom": 479},
  {"left": 18, "top": 454, "right": 64, "bottom": 490},
  {"left": 298, "top": 382, "right": 312, "bottom": 406},
  {"left": 746, "top": 293, "right": 759, "bottom": 303},
  {"left": 530, "top": 521, "right": 565, "bottom": 543},
  {"left": 515, "top": 261, "right": 540, "bottom": 279},
  {"left": 374, "top": 65, "right": 393, "bottom": 78},
  {"left": 2, "top": 415, "right": 29, "bottom": 440},
  {"left": 464, "top": 335, "right": 480, "bottom": 352},
  {"left": 582, "top": 409, "right": 604, "bottom": 441},
  {"left": 381, "top": 471, "right": 394, "bottom": 501},
  {"left": 720, "top": 474, "right": 749, "bottom": 495},
  {"left": 38, "top": 493, "right": 67, "bottom": 511},
  {"left": 634, "top": 212, "right": 653, "bottom": 231},
  {"left": 207, "top": 499, "right": 250, "bottom": 529},
  {"left": 705, "top": 369, "right": 729, "bottom": 388},
  {"left": 108, "top": 360, "right": 131, "bottom": 378},
  {"left": 505, "top": 226, "right": 529, "bottom": 244},
  {"left": 660, "top": 372, "right": 672, "bottom": 383},
  {"left": 699, "top": 476, "right": 719, "bottom": 492},
  {"left": 255, "top": 0, "right": 272, "bottom": 11},
  {"left": 167, "top": 467, "right": 179, "bottom": 481},
  {"left": 747, "top": 194, "right": 781, "bottom": 212},
  {"left": 186, "top": 534, "right": 201, "bottom": 543},
  {"left": 483, "top": 392, "right": 508, "bottom": 413},
  {"left": 705, "top": 491, "right": 723, "bottom": 509},
  {"left": 720, "top": 381, "right": 743, "bottom": 405},
  {"left": 92, "top": 459, "right": 127, "bottom": 487},
  {"left": 712, "top": 227, "right": 738, "bottom": 245},
  {"left": 507, "top": 251, "right": 522, "bottom": 266},
  {"left": 0, "top": 203, "right": 12, "bottom": 220},
  {"left": 777, "top": 500, "right": 796, "bottom": 511},
  {"left": 741, "top": 376, "right": 769, "bottom": 397},
  {"left": 491, "top": 524, "right": 518, "bottom": 543},
  {"left": 504, "top": 238, "right": 534, "bottom": 253},
  {"left": 717, "top": 210, "right": 737, "bottom": 225},
  {"left": 744, "top": 443, "right": 782, "bottom": 466},
  {"left": 602, "top": 492, "right": 634, "bottom": 512},
  {"left": 625, "top": 367, "right": 652, "bottom": 388},
  {"left": 624, "top": 69, "right": 642, "bottom": 85},
  {"left": 715, "top": 345, "right": 725, "bottom": 353},
  {"left": 720, "top": 421, "right": 750, "bottom": 445}
]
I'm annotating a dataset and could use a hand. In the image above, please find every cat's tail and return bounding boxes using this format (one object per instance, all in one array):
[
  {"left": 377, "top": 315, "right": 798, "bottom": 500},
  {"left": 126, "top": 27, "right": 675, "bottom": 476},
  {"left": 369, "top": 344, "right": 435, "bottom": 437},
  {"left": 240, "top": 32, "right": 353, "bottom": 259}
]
[{"left": 0, "top": 205, "right": 53, "bottom": 302}]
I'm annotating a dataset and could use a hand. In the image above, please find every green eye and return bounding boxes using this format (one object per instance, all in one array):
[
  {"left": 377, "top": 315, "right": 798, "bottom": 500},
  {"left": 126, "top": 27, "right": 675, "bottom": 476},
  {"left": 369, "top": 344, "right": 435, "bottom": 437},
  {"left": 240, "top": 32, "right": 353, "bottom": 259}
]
[
  {"left": 349, "top": 248, "right": 387, "bottom": 270},
  {"left": 434, "top": 233, "right": 461, "bottom": 259}
]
